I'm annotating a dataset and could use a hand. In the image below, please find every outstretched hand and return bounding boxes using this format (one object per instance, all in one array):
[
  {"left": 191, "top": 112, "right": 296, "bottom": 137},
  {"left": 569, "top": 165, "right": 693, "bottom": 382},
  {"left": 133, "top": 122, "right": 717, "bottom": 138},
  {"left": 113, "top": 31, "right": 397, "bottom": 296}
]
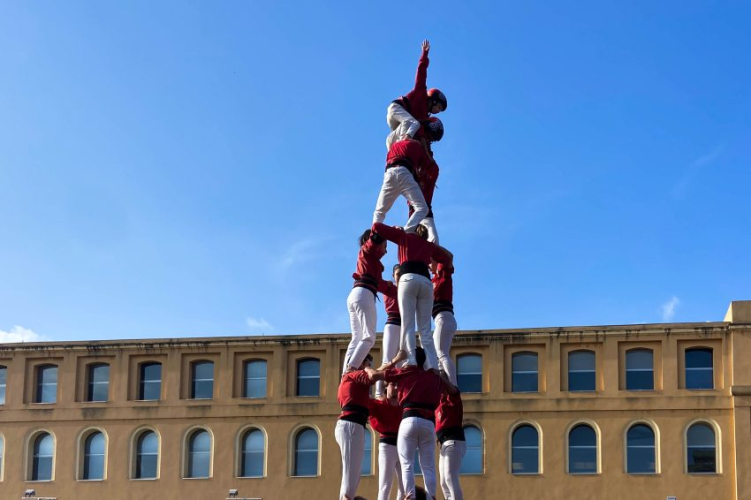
[{"left": 422, "top": 39, "right": 430, "bottom": 53}]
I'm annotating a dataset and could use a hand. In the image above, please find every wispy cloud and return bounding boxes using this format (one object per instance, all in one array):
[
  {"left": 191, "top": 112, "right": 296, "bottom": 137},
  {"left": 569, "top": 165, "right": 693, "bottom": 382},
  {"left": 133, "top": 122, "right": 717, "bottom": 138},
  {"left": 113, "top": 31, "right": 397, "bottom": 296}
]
[
  {"left": 246, "top": 316, "right": 273, "bottom": 332},
  {"left": 671, "top": 145, "right": 725, "bottom": 199},
  {"left": 0, "top": 325, "right": 45, "bottom": 343},
  {"left": 661, "top": 296, "right": 680, "bottom": 322}
]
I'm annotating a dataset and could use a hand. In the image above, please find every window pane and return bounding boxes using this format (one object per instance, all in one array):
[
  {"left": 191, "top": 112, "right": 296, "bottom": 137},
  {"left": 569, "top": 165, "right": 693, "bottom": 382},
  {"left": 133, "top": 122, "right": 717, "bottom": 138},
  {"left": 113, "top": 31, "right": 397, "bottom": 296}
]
[
  {"left": 569, "top": 351, "right": 596, "bottom": 392},
  {"left": 0, "top": 436, "right": 4, "bottom": 477},
  {"left": 294, "top": 429, "right": 318, "bottom": 476},
  {"left": 84, "top": 433, "right": 106, "bottom": 480},
  {"left": 686, "top": 349, "right": 713, "bottom": 369},
  {"left": 569, "top": 371, "right": 596, "bottom": 392},
  {"left": 242, "top": 430, "right": 264, "bottom": 477},
  {"left": 627, "top": 425, "right": 655, "bottom": 474},
  {"left": 686, "top": 349, "right": 713, "bottom": 390},
  {"left": 36, "top": 366, "right": 58, "bottom": 403},
  {"left": 361, "top": 429, "right": 372, "bottom": 475},
  {"left": 0, "top": 366, "right": 6, "bottom": 405},
  {"left": 297, "top": 360, "right": 320, "bottom": 397},
  {"left": 512, "top": 373, "right": 538, "bottom": 393},
  {"left": 139, "top": 363, "right": 162, "bottom": 400},
  {"left": 192, "top": 362, "right": 214, "bottom": 399},
  {"left": 512, "top": 425, "right": 539, "bottom": 474},
  {"left": 136, "top": 432, "right": 158, "bottom": 479},
  {"left": 461, "top": 426, "right": 483, "bottom": 474},
  {"left": 188, "top": 430, "right": 211, "bottom": 478},
  {"left": 512, "top": 353, "right": 538, "bottom": 393},
  {"left": 245, "top": 361, "right": 267, "bottom": 398},
  {"left": 687, "top": 424, "right": 716, "bottom": 473},
  {"left": 88, "top": 365, "right": 110, "bottom": 402},
  {"left": 33, "top": 434, "right": 54, "bottom": 481},
  {"left": 457, "top": 355, "right": 482, "bottom": 393},
  {"left": 626, "top": 350, "right": 653, "bottom": 390},
  {"left": 569, "top": 425, "right": 597, "bottom": 474}
]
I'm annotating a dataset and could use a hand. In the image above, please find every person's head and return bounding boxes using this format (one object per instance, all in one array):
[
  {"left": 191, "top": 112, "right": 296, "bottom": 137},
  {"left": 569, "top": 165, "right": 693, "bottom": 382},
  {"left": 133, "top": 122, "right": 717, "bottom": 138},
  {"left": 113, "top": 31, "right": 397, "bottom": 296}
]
[
  {"left": 424, "top": 116, "right": 444, "bottom": 143},
  {"left": 427, "top": 88, "right": 447, "bottom": 114},
  {"left": 415, "top": 347, "right": 427, "bottom": 369},
  {"left": 386, "top": 382, "right": 397, "bottom": 400},
  {"left": 413, "top": 486, "right": 428, "bottom": 500},
  {"left": 392, "top": 264, "right": 402, "bottom": 282},
  {"left": 360, "top": 229, "right": 387, "bottom": 256},
  {"left": 359, "top": 229, "right": 372, "bottom": 246},
  {"left": 358, "top": 353, "right": 373, "bottom": 370},
  {"left": 415, "top": 224, "right": 429, "bottom": 240}
]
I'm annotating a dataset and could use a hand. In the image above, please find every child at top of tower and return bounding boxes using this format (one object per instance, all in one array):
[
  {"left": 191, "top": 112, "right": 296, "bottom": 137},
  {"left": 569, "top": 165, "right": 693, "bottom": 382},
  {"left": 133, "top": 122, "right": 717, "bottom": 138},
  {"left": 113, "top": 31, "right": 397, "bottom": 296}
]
[{"left": 386, "top": 39, "right": 448, "bottom": 152}]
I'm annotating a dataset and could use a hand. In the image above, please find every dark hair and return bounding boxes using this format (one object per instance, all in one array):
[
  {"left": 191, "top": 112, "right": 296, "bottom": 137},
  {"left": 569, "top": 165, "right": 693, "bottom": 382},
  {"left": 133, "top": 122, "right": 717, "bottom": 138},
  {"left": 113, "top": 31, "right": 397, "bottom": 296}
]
[
  {"left": 415, "top": 347, "right": 426, "bottom": 368},
  {"left": 414, "top": 486, "right": 428, "bottom": 500},
  {"left": 359, "top": 229, "right": 372, "bottom": 246},
  {"left": 365, "top": 353, "right": 373, "bottom": 362},
  {"left": 415, "top": 225, "right": 428, "bottom": 240}
]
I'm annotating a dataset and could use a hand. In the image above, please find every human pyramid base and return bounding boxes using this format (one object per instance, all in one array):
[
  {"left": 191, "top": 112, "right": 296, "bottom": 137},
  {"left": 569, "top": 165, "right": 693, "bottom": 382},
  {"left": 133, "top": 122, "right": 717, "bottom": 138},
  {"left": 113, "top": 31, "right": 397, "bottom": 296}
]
[{"left": 336, "top": 40, "right": 463, "bottom": 500}]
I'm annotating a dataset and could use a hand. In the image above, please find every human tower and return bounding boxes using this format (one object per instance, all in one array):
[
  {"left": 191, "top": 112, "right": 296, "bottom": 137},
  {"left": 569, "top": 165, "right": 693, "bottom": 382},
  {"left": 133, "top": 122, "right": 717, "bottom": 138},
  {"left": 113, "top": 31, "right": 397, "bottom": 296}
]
[{"left": 335, "top": 40, "right": 465, "bottom": 500}]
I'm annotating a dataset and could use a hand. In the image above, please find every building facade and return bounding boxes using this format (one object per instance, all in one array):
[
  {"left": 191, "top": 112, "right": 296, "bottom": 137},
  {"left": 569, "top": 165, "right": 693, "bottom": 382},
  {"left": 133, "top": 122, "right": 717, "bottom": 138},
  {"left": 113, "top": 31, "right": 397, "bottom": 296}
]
[{"left": 1, "top": 301, "right": 751, "bottom": 500}]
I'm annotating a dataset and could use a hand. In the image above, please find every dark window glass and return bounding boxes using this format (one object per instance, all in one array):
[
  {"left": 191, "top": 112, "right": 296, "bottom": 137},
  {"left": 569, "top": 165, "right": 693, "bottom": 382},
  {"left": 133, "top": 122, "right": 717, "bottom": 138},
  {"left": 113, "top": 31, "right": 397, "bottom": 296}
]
[
  {"left": 687, "top": 424, "right": 716, "bottom": 473},
  {"left": 457, "top": 355, "right": 482, "bottom": 393},
  {"left": 626, "top": 349, "right": 654, "bottom": 391},
  {"left": 568, "top": 425, "right": 597, "bottom": 474},
  {"left": 83, "top": 432, "right": 105, "bottom": 480},
  {"left": 244, "top": 360, "right": 267, "bottom": 398},
  {"left": 241, "top": 429, "right": 264, "bottom": 478},
  {"left": 627, "top": 424, "right": 656, "bottom": 474},
  {"left": 32, "top": 433, "right": 54, "bottom": 481},
  {"left": 36, "top": 365, "right": 58, "bottom": 403},
  {"left": 191, "top": 362, "right": 214, "bottom": 399},
  {"left": 0, "top": 436, "right": 4, "bottom": 478},
  {"left": 136, "top": 431, "right": 158, "bottom": 479},
  {"left": 685, "top": 349, "right": 713, "bottom": 390},
  {"left": 187, "top": 430, "right": 211, "bottom": 478},
  {"left": 296, "top": 360, "right": 320, "bottom": 397},
  {"left": 0, "top": 366, "right": 6, "bottom": 405},
  {"left": 361, "top": 428, "right": 372, "bottom": 476},
  {"left": 139, "top": 363, "right": 162, "bottom": 401},
  {"left": 512, "top": 425, "right": 539, "bottom": 474},
  {"left": 512, "top": 353, "right": 538, "bottom": 393},
  {"left": 568, "top": 351, "right": 596, "bottom": 392},
  {"left": 461, "top": 426, "right": 483, "bottom": 474},
  {"left": 294, "top": 429, "right": 318, "bottom": 476},
  {"left": 87, "top": 364, "right": 110, "bottom": 402}
]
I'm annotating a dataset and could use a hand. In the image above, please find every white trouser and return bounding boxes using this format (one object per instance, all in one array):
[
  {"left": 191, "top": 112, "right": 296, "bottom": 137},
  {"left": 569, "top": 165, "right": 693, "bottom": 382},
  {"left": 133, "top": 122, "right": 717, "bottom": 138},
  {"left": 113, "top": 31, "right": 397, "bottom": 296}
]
[
  {"left": 439, "top": 439, "right": 466, "bottom": 500},
  {"left": 373, "top": 166, "right": 428, "bottom": 234},
  {"left": 421, "top": 216, "right": 439, "bottom": 244},
  {"left": 399, "top": 274, "right": 439, "bottom": 370},
  {"left": 433, "top": 311, "right": 458, "bottom": 385},
  {"left": 378, "top": 442, "right": 405, "bottom": 500},
  {"left": 376, "top": 322, "right": 401, "bottom": 397},
  {"left": 335, "top": 420, "right": 365, "bottom": 500},
  {"left": 398, "top": 416, "right": 437, "bottom": 500},
  {"left": 344, "top": 287, "right": 377, "bottom": 373}
]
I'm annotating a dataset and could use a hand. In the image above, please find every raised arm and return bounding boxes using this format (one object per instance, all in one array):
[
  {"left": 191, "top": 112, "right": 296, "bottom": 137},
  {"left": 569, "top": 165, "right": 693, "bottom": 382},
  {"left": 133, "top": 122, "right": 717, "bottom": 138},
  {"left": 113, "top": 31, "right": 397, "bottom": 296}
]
[
  {"left": 414, "top": 39, "right": 430, "bottom": 92},
  {"left": 372, "top": 222, "right": 404, "bottom": 245},
  {"left": 431, "top": 244, "right": 453, "bottom": 266}
]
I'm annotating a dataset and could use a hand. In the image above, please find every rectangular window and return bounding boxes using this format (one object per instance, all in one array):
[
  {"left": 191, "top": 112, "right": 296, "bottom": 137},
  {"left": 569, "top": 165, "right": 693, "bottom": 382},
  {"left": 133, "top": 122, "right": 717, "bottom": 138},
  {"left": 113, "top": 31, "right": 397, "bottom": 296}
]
[
  {"left": 626, "top": 350, "right": 654, "bottom": 391},
  {"left": 296, "top": 359, "right": 320, "bottom": 397},
  {"left": 87, "top": 364, "right": 110, "bottom": 402},
  {"left": 0, "top": 366, "right": 6, "bottom": 405},
  {"left": 568, "top": 351, "right": 596, "bottom": 392},
  {"left": 512, "top": 353, "right": 538, "bottom": 393},
  {"left": 685, "top": 349, "right": 713, "bottom": 390},
  {"left": 36, "top": 365, "right": 58, "bottom": 404},
  {"left": 139, "top": 363, "right": 162, "bottom": 401},
  {"left": 244, "top": 360, "right": 267, "bottom": 398},
  {"left": 456, "top": 355, "right": 482, "bottom": 393},
  {"left": 191, "top": 361, "right": 214, "bottom": 399}
]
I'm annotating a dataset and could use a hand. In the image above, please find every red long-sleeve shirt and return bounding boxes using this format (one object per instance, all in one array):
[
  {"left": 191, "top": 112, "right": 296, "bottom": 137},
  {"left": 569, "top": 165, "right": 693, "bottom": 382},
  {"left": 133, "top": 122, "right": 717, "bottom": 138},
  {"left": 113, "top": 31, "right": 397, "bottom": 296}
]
[
  {"left": 338, "top": 370, "right": 374, "bottom": 425},
  {"left": 372, "top": 223, "right": 451, "bottom": 267},
  {"left": 381, "top": 281, "right": 401, "bottom": 325},
  {"left": 432, "top": 263, "right": 454, "bottom": 317},
  {"left": 385, "top": 139, "right": 430, "bottom": 176},
  {"left": 369, "top": 398, "right": 403, "bottom": 439},
  {"left": 394, "top": 49, "right": 429, "bottom": 122},
  {"left": 352, "top": 237, "right": 386, "bottom": 294},
  {"left": 435, "top": 391, "right": 463, "bottom": 434},
  {"left": 383, "top": 366, "right": 444, "bottom": 420}
]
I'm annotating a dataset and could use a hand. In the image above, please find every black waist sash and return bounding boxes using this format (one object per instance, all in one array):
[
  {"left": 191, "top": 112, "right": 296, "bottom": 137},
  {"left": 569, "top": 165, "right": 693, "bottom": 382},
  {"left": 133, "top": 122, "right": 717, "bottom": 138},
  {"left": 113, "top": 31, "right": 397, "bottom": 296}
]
[
  {"left": 399, "top": 261, "right": 430, "bottom": 280},
  {"left": 340, "top": 404, "right": 369, "bottom": 427},
  {"left": 437, "top": 426, "right": 465, "bottom": 444}
]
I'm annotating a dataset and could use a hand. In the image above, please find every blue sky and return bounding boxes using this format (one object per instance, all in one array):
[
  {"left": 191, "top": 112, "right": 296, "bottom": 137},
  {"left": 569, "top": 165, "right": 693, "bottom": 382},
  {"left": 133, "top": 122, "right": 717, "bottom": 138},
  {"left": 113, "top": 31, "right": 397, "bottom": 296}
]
[{"left": 1, "top": 1, "right": 750, "bottom": 342}]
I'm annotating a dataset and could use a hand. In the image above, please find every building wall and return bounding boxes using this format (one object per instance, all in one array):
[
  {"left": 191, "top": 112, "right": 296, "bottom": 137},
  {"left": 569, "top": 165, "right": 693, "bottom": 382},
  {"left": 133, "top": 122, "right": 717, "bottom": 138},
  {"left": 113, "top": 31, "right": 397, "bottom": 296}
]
[{"left": 0, "top": 320, "right": 748, "bottom": 500}]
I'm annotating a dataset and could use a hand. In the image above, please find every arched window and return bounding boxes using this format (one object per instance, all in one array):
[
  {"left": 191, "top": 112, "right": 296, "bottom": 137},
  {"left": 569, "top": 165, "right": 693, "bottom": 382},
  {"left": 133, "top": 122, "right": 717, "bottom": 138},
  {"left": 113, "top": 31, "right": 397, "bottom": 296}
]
[
  {"left": 685, "top": 348, "right": 713, "bottom": 390},
  {"left": 626, "top": 349, "right": 653, "bottom": 391},
  {"left": 293, "top": 428, "right": 319, "bottom": 476},
  {"left": 83, "top": 432, "right": 106, "bottom": 480},
  {"left": 191, "top": 362, "right": 214, "bottom": 399},
  {"left": 87, "top": 364, "right": 110, "bottom": 402},
  {"left": 0, "top": 365, "right": 7, "bottom": 405},
  {"left": 687, "top": 423, "right": 716, "bottom": 473},
  {"left": 461, "top": 425, "right": 483, "bottom": 474},
  {"left": 361, "top": 427, "right": 372, "bottom": 476},
  {"left": 296, "top": 359, "right": 320, "bottom": 397},
  {"left": 135, "top": 431, "right": 159, "bottom": 479},
  {"left": 512, "top": 352, "right": 538, "bottom": 393},
  {"left": 187, "top": 429, "right": 211, "bottom": 478},
  {"left": 626, "top": 424, "right": 656, "bottom": 474},
  {"left": 31, "top": 433, "right": 54, "bottom": 481},
  {"left": 240, "top": 428, "right": 265, "bottom": 478},
  {"left": 138, "top": 362, "right": 162, "bottom": 401},
  {"left": 457, "top": 354, "right": 482, "bottom": 393},
  {"left": 568, "top": 350, "right": 596, "bottom": 392},
  {"left": 244, "top": 360, "right": 267, "bottom": 398},
  {"left": 35, "top": 365, "right": 58, "bottom": 403},
  {"left": 511, "top": 425, "right": 539, "bottom": 474},
  {"left": 0, "top": 434, "right": 5, "bottom": 480},
  {"left": 568, "top": 424, "right": 597, "bottom": 474}
]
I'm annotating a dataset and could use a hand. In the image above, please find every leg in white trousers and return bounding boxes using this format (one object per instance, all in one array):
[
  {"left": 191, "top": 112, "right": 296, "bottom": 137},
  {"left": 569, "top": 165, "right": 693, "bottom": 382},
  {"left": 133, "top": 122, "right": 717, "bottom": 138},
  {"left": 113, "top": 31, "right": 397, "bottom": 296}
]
[
  {"left": 335, "top": 420, "right": 365, "bottom": 500},
  {"left": 398, "top": 417, "right": 438, "bottom": 500},
  {"left": 386, "top": 103, "right": 420, "bottom": 141},
  {"left": 439, "top": 439, "right": 466, "bottom": 500},
  {"left": 421, "top": 216, "right": 439, "bottom": 244},
  {"left": 376, "top": 322, "right": 401, "bottom": 397},
  {"left": 373, "top": 166, "right": 428, "bottom": 234},
  {"left": 378, "top": 442, "right": 405, "bottom": 500},
  {"left": 344, "top": 287, "right": 377, "bottom": 374},
  {"left": 433, "top": 311, "right": 458, "bottom": 385},
  {"left": 399, "top": 274, "right": 439, "bottom": 370}
]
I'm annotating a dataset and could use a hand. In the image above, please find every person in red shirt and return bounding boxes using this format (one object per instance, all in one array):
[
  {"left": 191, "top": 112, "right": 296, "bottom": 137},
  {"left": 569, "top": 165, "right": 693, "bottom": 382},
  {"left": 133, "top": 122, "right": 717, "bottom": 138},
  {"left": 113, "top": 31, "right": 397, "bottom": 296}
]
[
  {"left": 369, "top": 382, "right": 405, "bottom": 500},
  {"left": 408, "top": 152, "right": 441, "bottom": 244},
  {"left": 375, "top": 265, "right": 401, "bottom": 398},
  {"left": 336, "top": 354, "right": 376, "bottom": 500},
  {"left": 431, "top": 262, "right": 457, "bottom": 385},
  {"left": 435, "top": 388, "right": 465, "bottom": 500},
  {"left": 371, "top": 222, "right": 452, "bottom": 372},
  {"left": 386, "top": 39, "right": 447, "bottom": 152},
  {"left": 343, "top": 230, "right": 388, "bottom": 374},
  {"left": 372, "top": 347, "right": 458, "bottom": 500}
]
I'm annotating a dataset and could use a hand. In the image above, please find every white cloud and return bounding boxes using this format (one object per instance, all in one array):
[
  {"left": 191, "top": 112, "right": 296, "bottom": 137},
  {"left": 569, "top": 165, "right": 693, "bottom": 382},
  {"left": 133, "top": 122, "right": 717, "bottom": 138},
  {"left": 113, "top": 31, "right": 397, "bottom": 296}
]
[
  {"left": 0, "top": 325, "right": 45, "bottom": 343},
  {"left": 246, "top": 316, "right": 273, "bottom": 332},
  {"left": 661, "top": 296, "right": 680, "bottom": 322}
]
